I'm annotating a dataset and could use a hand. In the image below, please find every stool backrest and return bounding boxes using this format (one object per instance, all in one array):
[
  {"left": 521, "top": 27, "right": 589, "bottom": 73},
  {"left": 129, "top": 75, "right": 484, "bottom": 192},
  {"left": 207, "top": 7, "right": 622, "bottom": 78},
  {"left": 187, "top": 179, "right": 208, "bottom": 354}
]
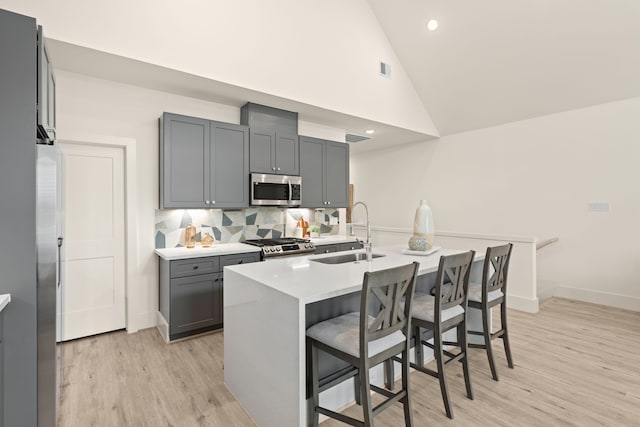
[
  {"left": 483, "top": 243, "right": 513, "bottom": 296},
  {"left": 360, "top": 262, "right": 419, "bottom": 356},
  {"left": 434, "top": 251, "right": 475, "bottom": 316}
]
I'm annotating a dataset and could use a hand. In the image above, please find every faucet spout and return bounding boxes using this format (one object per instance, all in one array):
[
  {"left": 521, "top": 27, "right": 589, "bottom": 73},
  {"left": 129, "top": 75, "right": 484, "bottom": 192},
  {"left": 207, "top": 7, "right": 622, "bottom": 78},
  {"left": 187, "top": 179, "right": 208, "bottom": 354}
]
[{"left": 352, "top": 201, "right": 372, "bottom": 261}]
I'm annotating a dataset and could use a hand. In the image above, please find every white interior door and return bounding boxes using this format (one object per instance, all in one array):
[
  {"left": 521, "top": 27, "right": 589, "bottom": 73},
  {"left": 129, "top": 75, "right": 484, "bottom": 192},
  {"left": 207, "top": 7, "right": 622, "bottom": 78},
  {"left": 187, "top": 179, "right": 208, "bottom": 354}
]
[{"left": 57, "top": 142, "right": 126, "bottom": 341}]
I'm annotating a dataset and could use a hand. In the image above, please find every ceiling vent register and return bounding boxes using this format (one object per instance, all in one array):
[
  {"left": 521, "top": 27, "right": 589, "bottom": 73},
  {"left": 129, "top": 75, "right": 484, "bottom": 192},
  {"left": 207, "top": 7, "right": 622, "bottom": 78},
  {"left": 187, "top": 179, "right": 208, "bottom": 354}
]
[{"left": 345, "top": 134, "right": 371, "bottom": 143}]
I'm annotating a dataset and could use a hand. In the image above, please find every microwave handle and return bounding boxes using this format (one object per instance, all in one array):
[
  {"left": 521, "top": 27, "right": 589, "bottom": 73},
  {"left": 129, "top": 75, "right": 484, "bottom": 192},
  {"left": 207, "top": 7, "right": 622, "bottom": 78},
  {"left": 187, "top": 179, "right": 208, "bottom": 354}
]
[{"left": 288, "top": 181, "right": 292, "bottom": 202}]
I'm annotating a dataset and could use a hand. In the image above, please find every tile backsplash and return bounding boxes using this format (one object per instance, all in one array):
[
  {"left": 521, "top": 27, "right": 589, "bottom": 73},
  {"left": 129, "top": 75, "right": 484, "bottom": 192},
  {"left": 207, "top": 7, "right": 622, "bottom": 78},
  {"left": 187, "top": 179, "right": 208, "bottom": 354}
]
[{"left": 155, "top": 207, "right": 342, "bottom": 248}]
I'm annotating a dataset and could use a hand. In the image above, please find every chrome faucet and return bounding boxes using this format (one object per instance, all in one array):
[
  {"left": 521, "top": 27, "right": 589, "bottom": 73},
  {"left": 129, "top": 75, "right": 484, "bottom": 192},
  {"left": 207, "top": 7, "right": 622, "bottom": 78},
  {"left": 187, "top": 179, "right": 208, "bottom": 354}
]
[{"left": 352, "top": 201, "right": 372, "bottom": 261}]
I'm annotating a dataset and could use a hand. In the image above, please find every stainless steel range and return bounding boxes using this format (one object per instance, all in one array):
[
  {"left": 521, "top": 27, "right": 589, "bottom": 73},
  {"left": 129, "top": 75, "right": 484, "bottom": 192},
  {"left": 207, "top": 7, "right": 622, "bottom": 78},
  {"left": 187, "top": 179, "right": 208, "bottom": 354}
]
[{"left": 243, "top": 238, "right": 315, "bottom": 258}]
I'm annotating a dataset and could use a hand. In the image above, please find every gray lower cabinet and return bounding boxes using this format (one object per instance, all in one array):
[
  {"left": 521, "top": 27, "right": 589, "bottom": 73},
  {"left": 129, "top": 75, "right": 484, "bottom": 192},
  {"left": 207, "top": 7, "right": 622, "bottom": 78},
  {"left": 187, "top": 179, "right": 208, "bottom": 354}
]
[
  {"left": 249, "top": 129, "right": 299, "bottom": 175},
  {"left": 314, "top": 241, "right": 363, "bottom": 254},
  {"left": 299, "top": 136, "right": 349, "bottom": 208},
  {"left": 160, "top": 112, "right": 249, "bottom": 209},
  {"left": 160, "top": 252, "right": 261, "bottom": 341}
]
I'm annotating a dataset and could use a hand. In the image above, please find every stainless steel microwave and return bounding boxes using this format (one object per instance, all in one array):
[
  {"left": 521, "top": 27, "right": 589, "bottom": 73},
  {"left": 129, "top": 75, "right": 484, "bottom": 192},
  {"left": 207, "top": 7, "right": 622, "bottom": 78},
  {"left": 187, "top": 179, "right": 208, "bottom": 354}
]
[{"left": 250, "top": 173, "right": 302, "bottom": 207}]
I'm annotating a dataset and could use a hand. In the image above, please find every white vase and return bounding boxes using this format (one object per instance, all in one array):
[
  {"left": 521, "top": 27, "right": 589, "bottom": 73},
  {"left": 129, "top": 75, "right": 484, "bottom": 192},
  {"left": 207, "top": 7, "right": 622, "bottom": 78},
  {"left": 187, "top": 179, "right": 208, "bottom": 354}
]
[{"left": 408, "top": 200, "right": 434, "bottom": 251}]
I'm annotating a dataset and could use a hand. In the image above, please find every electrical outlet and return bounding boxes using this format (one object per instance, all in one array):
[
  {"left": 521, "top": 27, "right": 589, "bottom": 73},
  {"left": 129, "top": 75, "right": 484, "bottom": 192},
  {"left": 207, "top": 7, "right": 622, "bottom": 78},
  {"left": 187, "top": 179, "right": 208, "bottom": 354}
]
[{"left": 588, "top": 201, "right": 610, "bottom": 212}]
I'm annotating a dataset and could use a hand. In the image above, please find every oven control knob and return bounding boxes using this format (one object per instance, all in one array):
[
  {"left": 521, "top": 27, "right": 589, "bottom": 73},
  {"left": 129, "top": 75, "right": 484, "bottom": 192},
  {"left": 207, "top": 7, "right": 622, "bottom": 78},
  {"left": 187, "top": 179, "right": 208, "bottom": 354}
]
[{"left": 276, "top": 247, "right": 282, "bottom": 251}]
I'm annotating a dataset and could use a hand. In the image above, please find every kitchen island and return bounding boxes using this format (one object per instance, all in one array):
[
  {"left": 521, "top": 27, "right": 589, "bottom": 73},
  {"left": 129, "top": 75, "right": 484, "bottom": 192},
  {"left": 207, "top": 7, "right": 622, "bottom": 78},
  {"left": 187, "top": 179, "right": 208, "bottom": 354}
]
[{"left": 224, "top": 245, "right": 484, "bottom": 427}]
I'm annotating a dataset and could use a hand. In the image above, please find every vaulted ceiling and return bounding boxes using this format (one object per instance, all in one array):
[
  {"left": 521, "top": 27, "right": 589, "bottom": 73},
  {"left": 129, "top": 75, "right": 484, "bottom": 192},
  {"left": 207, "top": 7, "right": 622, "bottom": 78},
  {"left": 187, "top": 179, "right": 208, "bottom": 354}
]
[{"left": 368, "top": 0, "right": 640, "bottom": 136}]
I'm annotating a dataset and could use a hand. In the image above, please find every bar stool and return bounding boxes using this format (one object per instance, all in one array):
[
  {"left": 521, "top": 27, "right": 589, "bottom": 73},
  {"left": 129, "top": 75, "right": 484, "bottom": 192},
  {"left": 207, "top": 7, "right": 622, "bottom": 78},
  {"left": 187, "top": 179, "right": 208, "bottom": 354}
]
[
  {"left": 467, "top": 243, "right": 514, "bottom": 381},
  {"left": 388, "top": 250, "right": 475, "bottom": 419},
  {"left": 306, "top": 262, "right": 419, "bottom": 427}
]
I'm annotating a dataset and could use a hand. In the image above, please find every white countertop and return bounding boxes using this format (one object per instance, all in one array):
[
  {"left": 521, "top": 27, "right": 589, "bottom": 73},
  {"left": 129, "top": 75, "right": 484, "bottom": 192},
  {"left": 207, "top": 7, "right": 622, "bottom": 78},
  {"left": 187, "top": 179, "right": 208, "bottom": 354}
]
[
  {"left": 155, "top": 243, "right": 261, "bottom": 260},
  {"left": 226, "top": 245, "right": 484, "bottom": 304},
  {"left": 0, "top": 294, "right": 10, "bottom": 313},
  {"left": 309, "top": 235, "right": 359, "bottom": 245}
]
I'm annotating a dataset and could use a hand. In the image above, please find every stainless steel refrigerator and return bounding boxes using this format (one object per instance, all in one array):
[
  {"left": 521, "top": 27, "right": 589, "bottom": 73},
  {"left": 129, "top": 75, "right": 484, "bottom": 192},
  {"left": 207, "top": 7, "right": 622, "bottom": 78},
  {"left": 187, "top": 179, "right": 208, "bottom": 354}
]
[
  {"left": 1, "top": 8, "right": 57, "bottom": 427},
  {"left": 36, "top": 142, "right": 58, "bottom": 427}
]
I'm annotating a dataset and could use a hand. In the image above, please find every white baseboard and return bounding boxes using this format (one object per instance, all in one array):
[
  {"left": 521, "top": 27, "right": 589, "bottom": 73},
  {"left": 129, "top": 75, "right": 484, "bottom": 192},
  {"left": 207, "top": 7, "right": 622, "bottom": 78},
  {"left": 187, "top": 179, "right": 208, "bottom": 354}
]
[
  {"left": 155, "top": 311, "right": 170, "bottom": 342},
  {"left": 554, "top": 287, "right": 640, "bottom": 312},
  {"left": 507, "top": 294, "right": 539, "bottom": 313},
  {"left": 126, "top": 311, "right": 159, "bottom": 334}
]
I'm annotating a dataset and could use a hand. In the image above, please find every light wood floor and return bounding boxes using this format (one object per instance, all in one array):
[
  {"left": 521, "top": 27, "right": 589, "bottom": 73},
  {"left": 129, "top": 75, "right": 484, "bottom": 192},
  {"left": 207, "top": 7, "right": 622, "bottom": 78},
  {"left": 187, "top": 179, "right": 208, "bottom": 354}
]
[{"left": 57, "top": 298, "right": 640, "bottom": 426}]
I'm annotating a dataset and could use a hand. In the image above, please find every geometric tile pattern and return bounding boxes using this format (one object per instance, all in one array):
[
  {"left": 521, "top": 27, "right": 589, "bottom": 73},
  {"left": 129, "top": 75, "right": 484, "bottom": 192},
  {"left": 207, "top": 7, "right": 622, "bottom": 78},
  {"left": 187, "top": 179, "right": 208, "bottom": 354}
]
[{"left": 154, "top": 207, "right": 342, "bottom": 248}]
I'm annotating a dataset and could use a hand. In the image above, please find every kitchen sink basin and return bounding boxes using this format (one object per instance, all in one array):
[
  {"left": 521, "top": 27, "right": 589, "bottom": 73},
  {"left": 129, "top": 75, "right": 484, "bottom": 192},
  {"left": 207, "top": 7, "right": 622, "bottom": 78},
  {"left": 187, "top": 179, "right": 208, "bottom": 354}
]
[{"left": 311, "top": 252, "right": 385, "bottom": 264}]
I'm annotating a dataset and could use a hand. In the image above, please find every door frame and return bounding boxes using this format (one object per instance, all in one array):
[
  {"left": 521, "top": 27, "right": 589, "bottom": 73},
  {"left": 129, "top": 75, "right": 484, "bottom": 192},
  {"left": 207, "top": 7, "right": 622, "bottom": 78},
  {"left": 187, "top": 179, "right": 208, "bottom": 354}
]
[{"left": 58, "top": 133, "right": 140, "bottom": 333}]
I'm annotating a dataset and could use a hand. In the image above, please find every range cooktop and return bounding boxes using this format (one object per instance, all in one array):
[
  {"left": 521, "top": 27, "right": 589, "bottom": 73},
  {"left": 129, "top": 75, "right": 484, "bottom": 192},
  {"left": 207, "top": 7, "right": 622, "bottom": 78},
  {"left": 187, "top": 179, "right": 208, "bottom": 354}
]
[{"left": 243, "top": 238, "right": 315, "bottom": 257}]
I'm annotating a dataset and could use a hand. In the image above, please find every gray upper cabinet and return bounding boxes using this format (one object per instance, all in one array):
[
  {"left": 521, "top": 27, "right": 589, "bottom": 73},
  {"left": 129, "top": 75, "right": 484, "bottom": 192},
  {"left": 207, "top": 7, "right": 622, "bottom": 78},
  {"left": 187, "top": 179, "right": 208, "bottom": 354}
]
[
  {"left": 37, "top": 25, "right": 56, "bottom": 141},
  {"left": 242, "top": 103, "right": 300, "bottom": 176},
  {"left": 300, "top": 136, "right": 349, "bottom": 208},
  {"left": 249, "top": 129, "right": 299, "bottom": 175},
  {"left": 160, "top": 113, "right": 249, "bottom": 209},
  {"left": 210, "top": 122, "right": 250, "bottom": 209}
]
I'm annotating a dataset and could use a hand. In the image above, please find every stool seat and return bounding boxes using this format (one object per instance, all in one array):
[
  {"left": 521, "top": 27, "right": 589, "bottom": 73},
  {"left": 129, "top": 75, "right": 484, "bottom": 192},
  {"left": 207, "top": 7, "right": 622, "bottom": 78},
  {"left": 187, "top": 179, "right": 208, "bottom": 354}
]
[
  {"left": 406, "top": 293, "right": 465, "bottom": 323},
  {"left": 467, "top": 282, "right": 503, "bottom": 303},
  {"left": 306, "top": 312, "right": 406, "bottom": 358}
]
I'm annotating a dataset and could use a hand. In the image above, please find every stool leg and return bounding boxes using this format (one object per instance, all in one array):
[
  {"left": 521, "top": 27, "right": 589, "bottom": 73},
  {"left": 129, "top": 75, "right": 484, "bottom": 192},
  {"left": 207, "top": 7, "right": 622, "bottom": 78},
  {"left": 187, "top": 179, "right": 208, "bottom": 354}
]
[
  {"left": 459, "top": 322, "right": 473, "bottom": 400},
  {"left": 354, "top": 373, "right": 362, "bottom": 405},
  {"left": 415, "top": 326, "right": 424, "bottom": 366},
  {"left": 384, "top": 359, "right": 394, "bottom": 390},
  {"left": 501, "top": 302, "right": 514, "bottom": 369},
  {"left": 483, "top": 306, "right": 499, "bottom": 381},
  {"left": 435, "top": 328, "right": 453, "bottom": 419},
  {"left": 401, "top": 347, "right": 414, "bottom": 427},
  {"left": 360, "top": 360, "right": 374, "bottom": 426},
  {"left": 310, "top": 340, "right": 320, "bottom": 427}
]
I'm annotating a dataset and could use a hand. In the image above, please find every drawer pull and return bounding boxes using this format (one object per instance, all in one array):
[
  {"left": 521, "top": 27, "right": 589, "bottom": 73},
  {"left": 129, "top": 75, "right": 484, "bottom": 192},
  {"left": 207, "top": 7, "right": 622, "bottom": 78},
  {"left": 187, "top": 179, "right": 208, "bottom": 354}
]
[
  {"left": 239, "top": 260, "right": 244, "bottom": 264},
  {"left": 193, "top": 265, "right": 199, "bottom": 270}
]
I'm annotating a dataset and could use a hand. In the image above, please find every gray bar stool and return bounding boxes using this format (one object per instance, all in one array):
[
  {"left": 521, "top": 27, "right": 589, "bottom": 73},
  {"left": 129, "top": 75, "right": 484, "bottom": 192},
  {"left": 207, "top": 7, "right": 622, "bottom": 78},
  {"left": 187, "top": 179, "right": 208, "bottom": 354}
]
[
  {"left": 467, "top": 243, "right": 514, "bottom": 380},
  {"left": 387, "top": 250, "right": 475, "bottom": 419},
  {"left": 306, "top": 262, "right": 420, "bottom": 427}
]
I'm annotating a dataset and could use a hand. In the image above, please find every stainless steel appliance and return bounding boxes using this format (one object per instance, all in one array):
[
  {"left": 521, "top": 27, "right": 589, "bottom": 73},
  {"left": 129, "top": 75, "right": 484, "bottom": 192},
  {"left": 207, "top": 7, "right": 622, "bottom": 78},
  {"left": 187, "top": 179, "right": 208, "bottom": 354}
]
[
  {"left": 244, "top": 238, "right": 315, "bottom": 258},
  {"left": 250, "top": 173, "right": 302, "bottom": 207}
]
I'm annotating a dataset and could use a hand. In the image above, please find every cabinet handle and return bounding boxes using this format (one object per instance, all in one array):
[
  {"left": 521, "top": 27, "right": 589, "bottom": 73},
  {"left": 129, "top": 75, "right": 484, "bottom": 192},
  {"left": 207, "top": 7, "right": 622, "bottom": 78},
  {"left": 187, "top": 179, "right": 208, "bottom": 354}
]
[
  {"left": 327, "top": 201, "right": 331, "bottom": 205},
  {"left": 325, "top": 249, "right": 330, "bottom": 253},
  {"left": 193, "top": 265, "right": 199, "bottom": 270},
  {"left": 276, "top": 167, "right": 281, "bottom": 171},
  {"left": 239, "top": 260, "right": 243, "bottom": 264},
  {"left": 272, "top": 167, "right": 276, "bottom": 171},
  {"left": 211, "top": 200, "right": 215, "bottom": 204},
  {"left": 206, "top": 200, "right": 210, "bottom": 204}
]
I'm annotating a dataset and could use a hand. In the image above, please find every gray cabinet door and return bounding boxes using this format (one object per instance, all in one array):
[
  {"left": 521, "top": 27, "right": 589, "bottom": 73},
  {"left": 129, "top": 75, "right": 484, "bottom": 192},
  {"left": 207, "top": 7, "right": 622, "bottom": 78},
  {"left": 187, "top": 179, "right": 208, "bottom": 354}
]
[
  {"left": 37, "top": 26, "right": 56, "bottom": 141},
  {"left": 300, "top": 136, "right": 325, "bottom": 207},
  {"left": 161, "top": 113, "right": 209, "bottom": 208},
  {"left": 249, "top": 129, "right": 275, "bottom": 173},
  {"left": 314, "top": 244, "right": 338, "bottom": 254},
  {"left": 325, "top": 141, "right": 349, "bottom": 208},
  {"left": 210, "top": 122, "right": 249, "bottom": 209},
  {"left": 338, "top": 241, "right": 363, "bottom": 252},
  {"left": 275, "top": 132, "right": 299, "bottom": 175},
  {"left": 170, "top": 272, "right": 221, "bottom": 335}
]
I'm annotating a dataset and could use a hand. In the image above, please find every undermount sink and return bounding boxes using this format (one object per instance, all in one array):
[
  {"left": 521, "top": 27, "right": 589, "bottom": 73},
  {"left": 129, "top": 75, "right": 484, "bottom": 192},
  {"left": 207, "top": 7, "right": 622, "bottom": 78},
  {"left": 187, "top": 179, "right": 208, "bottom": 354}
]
[{"left": 311, "top": 252, "right": 385, "bottom": 264}]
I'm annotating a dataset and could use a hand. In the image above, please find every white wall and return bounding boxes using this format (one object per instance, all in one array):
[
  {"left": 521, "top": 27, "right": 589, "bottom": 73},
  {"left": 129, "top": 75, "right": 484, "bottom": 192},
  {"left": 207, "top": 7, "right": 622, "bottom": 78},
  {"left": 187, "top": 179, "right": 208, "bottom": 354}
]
[
  {"left": 55, "top": 70, "right": 348, "bottom": 331},
  {"left": 0, "top": 0, "right": 437, "bottom": 137},
  {"left": 351, "top": 97, "right": 640, "bottom": 311}
]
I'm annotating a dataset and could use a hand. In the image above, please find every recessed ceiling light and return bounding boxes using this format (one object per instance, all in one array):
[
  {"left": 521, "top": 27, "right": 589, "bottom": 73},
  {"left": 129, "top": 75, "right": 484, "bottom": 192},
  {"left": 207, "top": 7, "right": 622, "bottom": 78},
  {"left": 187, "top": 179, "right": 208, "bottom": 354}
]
[
  {"left": 427, "top": 19, "right": 439, "bottom": 31},
  {"left": 365, "top": 129, "right": 375, "bottom": 134}
]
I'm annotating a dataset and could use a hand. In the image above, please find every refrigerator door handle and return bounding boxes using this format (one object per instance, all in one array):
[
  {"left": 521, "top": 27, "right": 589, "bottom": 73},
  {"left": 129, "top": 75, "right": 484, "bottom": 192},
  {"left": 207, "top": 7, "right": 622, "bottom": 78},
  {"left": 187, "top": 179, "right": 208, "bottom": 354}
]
[{"left": 57, "top": 236, "right": 63, "bottom": 288}]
